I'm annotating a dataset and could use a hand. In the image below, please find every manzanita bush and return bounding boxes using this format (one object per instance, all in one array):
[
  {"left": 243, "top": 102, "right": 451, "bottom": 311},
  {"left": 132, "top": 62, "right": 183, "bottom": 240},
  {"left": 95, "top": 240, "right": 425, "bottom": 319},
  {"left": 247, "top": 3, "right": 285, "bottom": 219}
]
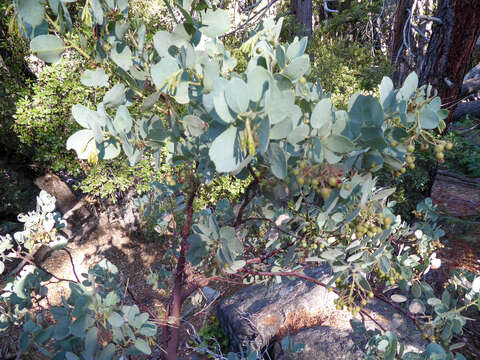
[{"left": 2, "top": 0, "right": 480, "bottom": 359}]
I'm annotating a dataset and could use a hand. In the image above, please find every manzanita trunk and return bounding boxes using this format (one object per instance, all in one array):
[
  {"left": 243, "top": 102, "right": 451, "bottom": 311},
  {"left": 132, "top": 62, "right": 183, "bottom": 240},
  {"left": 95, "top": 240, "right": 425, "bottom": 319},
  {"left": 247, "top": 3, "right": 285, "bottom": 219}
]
[{"left": 418, "top": 0, "right": 480, "bottom": 126}]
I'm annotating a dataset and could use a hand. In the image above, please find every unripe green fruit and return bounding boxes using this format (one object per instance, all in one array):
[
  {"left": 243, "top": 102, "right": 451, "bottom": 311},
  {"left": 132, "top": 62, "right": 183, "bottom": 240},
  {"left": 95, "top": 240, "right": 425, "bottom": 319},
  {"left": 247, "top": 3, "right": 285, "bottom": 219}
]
[
  {"left": 328, "top": 176, "right": 337, "bottom": 187},
  {"left": 407, "top": 144, "right": 415, "bottom": 153},
  {"left": 384, "top": 217, "right": 392, "bottom": 226},
  {"left": 367, "top": 231, "right": 374, "bottom": 238},
  {"left": 344, "top": 183, "right": 351, "bottom": 190},
  {"left": 400, "top": 167, "right": 406, "bottom": 174},
  {"left": 445, "top": 141, "right": 453, "bottom": 150},
  {"left": 409, "top": 163, "right": 415, "bottom": 169},
  {"left": 390, "top": 140, "right": 399, "bottom": 147},
  {"left": 320, "top": 187, "right": 331, "bottom": 199},
  {"left": 370, "top": 162, "right": 377, "bottom": 169},
  {"left": 299, "top": 161, "right": 307, "bottom": 169},
  {"left": 293, "top": 168, "right": 300, "bottom": 176},
  {"left": 299, "top": 76, "right": 307, "bottom": 85},
  {"left": 435, "top": 152, "right": 444, "bottom": 160},
  {"left": 297, "top": 176, "right": 305, "bottom": 185},
  {"left": 361, "top": 299, "right": 367, "bottom": 306},
  {"left": 435, "top": 144, "right": 444, "bottom": 152},
  {"left": 368, "top": 291, "right": 374, "bottom": 298}
]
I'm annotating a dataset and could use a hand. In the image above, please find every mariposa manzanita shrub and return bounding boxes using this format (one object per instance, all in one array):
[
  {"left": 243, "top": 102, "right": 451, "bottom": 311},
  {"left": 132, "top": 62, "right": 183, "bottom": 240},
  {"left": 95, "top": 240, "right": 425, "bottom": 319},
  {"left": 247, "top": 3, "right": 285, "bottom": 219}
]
[{"left": 4, "top": 0, "right": 480, "bottom": 359}]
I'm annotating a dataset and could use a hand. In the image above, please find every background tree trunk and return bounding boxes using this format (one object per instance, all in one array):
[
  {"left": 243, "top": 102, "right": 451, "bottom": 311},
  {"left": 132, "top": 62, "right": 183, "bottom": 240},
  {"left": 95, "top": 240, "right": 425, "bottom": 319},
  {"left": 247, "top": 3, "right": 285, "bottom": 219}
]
[
  {"left": 391, "top": 0, "right": 414, "bottom": 84},
  {"left": 418, "top": 0, "right": 480, "bottom": 126},
  {"left": 291, "top": 0, "right": 312, "bottom": 38}
]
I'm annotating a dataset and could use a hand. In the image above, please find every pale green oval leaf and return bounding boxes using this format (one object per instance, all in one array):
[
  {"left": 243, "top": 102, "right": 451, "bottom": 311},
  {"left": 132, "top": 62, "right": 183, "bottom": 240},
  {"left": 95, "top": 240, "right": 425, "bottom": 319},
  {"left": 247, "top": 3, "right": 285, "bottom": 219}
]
[
  {"left": 66, "top": 130, "right": 95, "bottom": 160},
  {"left": 80, "top": 68, "right": 109, "bottom": 88},
  {"left": 200, "top": 9, "right": 230, "bottom": 38},
  {"left": 30, "top": 35, "right": 65, "bottom": 63}
]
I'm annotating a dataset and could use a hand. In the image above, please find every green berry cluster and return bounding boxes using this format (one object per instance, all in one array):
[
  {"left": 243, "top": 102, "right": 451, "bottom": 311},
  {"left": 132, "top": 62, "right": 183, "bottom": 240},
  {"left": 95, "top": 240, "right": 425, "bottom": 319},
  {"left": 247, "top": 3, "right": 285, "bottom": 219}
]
[
  {"left": 332, "top": 277, "right": 375, "bottom": 316},
  {"left": 390, "top": 138, "right": 453, "bottom": 177},
  {"left": 292, "top": 161, "right": 343, "bottom": 199},
  {"left": 434, "top": 141, "right": 453, "bottom": 163},
  {"left": 345, "top": 211, "right": 392, "bottom": 239}
]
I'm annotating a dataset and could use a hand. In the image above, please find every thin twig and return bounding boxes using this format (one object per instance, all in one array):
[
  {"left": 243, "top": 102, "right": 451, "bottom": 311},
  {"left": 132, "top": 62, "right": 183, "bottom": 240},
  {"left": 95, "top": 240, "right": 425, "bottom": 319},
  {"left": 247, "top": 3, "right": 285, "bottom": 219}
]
[
  {"left": 233, "top": 166, "right": 259, "bottom": 226},
  {"left": 222, "top": 0, "right": 281, "bottom": 37},
  {"left": 61, "top": 248, "right": 80, "bottom": 283},
  {"left": 359, "top": 309, "right": 386, "bottom": 332}
]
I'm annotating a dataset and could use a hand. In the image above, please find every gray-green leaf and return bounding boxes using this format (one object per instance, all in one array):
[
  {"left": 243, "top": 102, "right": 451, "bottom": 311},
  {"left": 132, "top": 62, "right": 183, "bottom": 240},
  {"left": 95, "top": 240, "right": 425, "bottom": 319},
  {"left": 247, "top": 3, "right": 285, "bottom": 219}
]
[
  {"left": 200, "top": 9, "right": 230, "bottom": 38},
  {"left": 80, "top": 68, "right": 109, "bottom": 88},
  {"left": 30, "top": 35, "right": 65, "bottom": 63}
]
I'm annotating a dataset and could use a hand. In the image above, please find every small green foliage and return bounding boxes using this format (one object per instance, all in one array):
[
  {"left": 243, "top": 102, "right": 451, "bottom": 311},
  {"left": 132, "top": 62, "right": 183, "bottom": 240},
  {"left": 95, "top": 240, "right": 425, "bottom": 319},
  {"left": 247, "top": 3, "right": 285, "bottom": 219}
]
[
  {"left": 311, "top": 38, "right": 394, "bottom": 108},
  {"left": 0, "top": 3, "right": 31, "bottom": 153},
  {"left": 78, "top": 157, "right": 161, "bottom": 202},
  {"left": 14, "top": 57, "right": 100, "bottom": 174},
  {"left": 442, "top": 118, "right": 480, "bottom": 178},
  {"left": 0, "top": 168, "right": 37, "bottom": 220},
  {"left": 196, "top": 175, "right": 249, "bottom": 210},
  {"left": 189, "top": 316, "right": 229, "bottom": 356}
]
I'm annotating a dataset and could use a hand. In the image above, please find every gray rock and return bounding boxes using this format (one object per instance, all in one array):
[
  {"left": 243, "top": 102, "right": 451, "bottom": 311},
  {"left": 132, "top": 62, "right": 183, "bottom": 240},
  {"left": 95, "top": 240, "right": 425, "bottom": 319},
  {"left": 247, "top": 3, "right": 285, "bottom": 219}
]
[
  {"left": 202, "top": 286, "right": 220, "bottom": 302},
  {"left": 217, "top": 265, "right": 336, "bottom": 352},
  {"left": 273, "top": 297, "right": 426, "bottom": 359},
  {"left": 217, "top": 265, "right": 425, "bottom": 358},
  {"left": 272, "top": 326, "right": 363, "bottom": 360}
]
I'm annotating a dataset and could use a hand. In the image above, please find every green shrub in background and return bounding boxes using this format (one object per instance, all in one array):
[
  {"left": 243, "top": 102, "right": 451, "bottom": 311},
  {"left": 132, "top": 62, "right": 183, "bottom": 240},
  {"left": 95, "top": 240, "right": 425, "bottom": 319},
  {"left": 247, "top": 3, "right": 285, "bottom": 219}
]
[
  {"left": 0, "top": 3, "right": 31, "bottom": 152},
  {"left": 443, "top": 117, "right": 480, "bottom": 178},
  {"left": 12, "top": 55, "right": 164, "bottom": 203},
  {"left": 14, "top": 57, "right": 99, "bottom": 175},
  {"left": 377, "top": 148, "right": 437, "bottom": 222},
  {"left": 78, "top": 157, "right": 162, "bottom": 202},
  {"left": 310, "top": 38, "right": 394, "bottom": 108},
  {"left": 277, "top": 0, "right": 393, "bottom": 108}
]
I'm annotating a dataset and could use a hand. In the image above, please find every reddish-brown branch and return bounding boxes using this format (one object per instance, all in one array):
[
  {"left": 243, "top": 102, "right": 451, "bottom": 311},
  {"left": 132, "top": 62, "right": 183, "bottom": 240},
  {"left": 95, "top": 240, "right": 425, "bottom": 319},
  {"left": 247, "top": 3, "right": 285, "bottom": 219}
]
[
  {"left": 165, "top": 186, "right": 198, "bottom": 360},
  {"left": 12, "top": 252, "right": 78, "bottom": 284},
  {"left": 359, "top": 309, "right": 386, "bottom": 332},
  {"left": 241, "top": 268, "right": 331, "bottom": 289},
  {"left": 373, "top": 291, "right": 420, "bottom": 327},
  {"left": 236, "top": 217, "right": 304, "bottom": 265},
  {"left": 61, "top": 248, "right": 80, "bottom": 283},
  {"left": 234, "top": 165, "right": 259, "bottom": 227}
]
